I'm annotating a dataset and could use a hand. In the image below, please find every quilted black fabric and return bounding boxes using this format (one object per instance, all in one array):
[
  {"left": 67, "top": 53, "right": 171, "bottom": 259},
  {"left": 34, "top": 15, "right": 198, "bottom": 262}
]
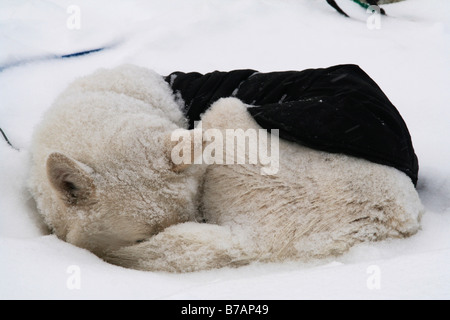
[{"left": 166, "top": 64, "right": 418, "bottom": 186}]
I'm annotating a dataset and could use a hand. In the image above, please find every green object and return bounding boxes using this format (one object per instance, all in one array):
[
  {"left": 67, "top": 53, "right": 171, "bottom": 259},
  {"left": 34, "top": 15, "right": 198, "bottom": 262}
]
[{"left": 351, "top": 0, "right": 370, "bottom": 9}]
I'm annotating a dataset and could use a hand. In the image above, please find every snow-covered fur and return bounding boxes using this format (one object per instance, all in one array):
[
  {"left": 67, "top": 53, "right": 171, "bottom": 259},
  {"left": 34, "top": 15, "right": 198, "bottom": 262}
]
[
  {"left": 106, "top": 98, "right": 423, "bottom": 272},
  {"left": 28, "top": 65, "right": 205, "bottom": 257},
  {"left": 29, "top": 65, "right": 423, "bottom": 272}
]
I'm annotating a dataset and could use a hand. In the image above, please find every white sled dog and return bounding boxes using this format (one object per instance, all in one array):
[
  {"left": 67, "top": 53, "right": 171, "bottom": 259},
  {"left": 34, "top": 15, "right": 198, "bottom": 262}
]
[{"left": 29, "top": 65, "right": 423, "bottom": 272}]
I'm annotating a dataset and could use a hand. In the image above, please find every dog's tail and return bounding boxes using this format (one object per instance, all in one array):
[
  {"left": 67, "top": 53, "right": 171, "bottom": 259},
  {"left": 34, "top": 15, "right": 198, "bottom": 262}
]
[{"left": 102, "top": 222, "right": 254, "bottom": 273}]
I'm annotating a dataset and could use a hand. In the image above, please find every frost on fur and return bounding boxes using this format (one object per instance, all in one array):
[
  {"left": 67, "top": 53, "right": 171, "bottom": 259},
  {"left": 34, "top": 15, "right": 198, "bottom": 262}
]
[
  {"left": 29, "top": 66, "right": 423, "bottom": 273},
  {"left": 28, "top": 65, "right": 205, "bottom": 257}
]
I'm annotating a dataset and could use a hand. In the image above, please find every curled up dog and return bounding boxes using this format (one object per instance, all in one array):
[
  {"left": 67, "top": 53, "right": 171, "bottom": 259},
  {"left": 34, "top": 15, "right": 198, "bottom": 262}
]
[{"left": 28, "top": 65, "right": 423, "bottom": 272}]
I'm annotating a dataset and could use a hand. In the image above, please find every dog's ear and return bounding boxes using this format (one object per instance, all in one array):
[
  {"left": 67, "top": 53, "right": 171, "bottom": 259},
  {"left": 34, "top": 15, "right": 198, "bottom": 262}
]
[
  {"left": 166, "top": 128, "right": 204, "bottom": 172},
  {"left": 46, "top": 152, "right": 96, "bottom": 205}
]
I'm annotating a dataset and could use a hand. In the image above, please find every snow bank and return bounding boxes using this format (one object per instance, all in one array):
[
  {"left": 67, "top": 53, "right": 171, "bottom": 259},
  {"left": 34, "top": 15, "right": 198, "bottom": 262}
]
[{"left": 1, "top": 0, "right": 449, "bottom": 299}]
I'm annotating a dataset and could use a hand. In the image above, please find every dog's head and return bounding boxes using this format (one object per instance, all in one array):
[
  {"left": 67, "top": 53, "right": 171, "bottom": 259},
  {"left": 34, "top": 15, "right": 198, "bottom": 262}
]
[{"left": 44, "top": 129, "right": 204, "bottom": 257}]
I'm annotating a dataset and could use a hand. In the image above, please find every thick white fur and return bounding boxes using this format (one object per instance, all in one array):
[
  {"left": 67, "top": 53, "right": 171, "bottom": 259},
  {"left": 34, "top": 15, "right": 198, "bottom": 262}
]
[
  {"left": 106, "top": 100, "right": 423, "bottom": 272},
  {"left": 28, "top": 65, "right": 205, "bottom": 256},
  {"left": 29, "top": 65, "right": 423, "bottom": 272}
]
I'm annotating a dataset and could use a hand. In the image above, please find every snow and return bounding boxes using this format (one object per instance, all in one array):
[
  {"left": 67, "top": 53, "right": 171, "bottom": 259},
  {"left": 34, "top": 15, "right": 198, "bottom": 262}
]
[{"left": 1, "top": 0, "right": 449, "bottom": 300}]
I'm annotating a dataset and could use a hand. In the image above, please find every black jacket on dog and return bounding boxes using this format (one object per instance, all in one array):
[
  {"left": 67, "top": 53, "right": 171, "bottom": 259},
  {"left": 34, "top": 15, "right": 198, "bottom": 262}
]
[{"left": 165, "top": 64, "right": 418, "bottom": 186}]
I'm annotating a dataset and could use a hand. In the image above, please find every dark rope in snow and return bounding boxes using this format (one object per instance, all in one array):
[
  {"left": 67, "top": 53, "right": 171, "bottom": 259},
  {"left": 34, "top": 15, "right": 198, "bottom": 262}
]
[
  {"left": 0, "top": 41, "right": 120, "bottom": 73},
  {"left": 327, "top": 0, "right": 350, "bottom": 17},
  {"left": 0, "top": 127, "right": 19, "bottom": 151}
]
